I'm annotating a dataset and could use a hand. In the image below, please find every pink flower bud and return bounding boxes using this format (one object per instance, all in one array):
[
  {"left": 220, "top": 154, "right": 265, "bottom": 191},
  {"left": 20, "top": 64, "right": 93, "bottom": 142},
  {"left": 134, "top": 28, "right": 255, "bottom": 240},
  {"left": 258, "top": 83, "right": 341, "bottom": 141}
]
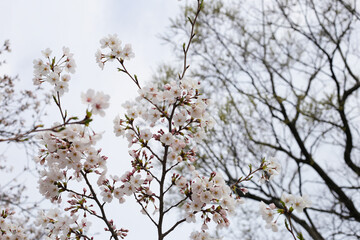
[{"left": 269, "top": 203, "right": 276, "bottom": 210}]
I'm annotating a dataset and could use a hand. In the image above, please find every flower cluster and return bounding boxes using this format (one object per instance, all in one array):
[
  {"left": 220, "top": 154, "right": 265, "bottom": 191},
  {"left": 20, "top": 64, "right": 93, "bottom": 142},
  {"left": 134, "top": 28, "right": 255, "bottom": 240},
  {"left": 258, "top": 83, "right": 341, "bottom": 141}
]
[
  {"left": 259, "top": 202, "right": 279, "bottom": 232},
  {"left": 36, "top": 124, "right": 105, "bottom": 202},
  {"left": 81, "top": 89, "right": 110, "bottom": 117},
  {"left": 36, "top": 209, "right": 91, "bottom": 239},
  {"left": 112, "top": 77, "right": 216, "bottom": 178},
  {"left": 0, "top": 209, "right": 28, "bottom": 239},
  {"left": 190, "top": 231, "right": 217, "bottom": 240},
  {"left": 176, "top": 172, "right": 239, "bottom": 230},
  {"left": 98, "top": 170, "right": 152, "bottom": 205},
  {"left": 259, "top": 193, "right": 311, "bottom": 233},
  {"left": 114, "top": 78, "right": 215, "bottom": 147},
  {"left": 95, "top": 34, "right": 135, "bottom": 69},
  {"left": 281, "top": 193, "right": 311, "bottom": 213},
  {"left": 260, "top": 157, "right": 281, "bottom": 183},
  {"left": 33, "top": 47, "right": 76, "bottom": 95},
  {"left": 34, "top": 120, "right": 129, "bottom": 238}
]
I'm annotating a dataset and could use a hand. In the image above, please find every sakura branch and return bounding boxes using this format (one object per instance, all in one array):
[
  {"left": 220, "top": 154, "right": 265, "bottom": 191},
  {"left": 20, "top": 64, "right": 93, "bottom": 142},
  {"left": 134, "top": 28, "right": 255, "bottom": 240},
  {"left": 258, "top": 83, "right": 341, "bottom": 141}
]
[
  {"left": 230, "top": 156, "right": 311, "bottom": 239},
  {"left": 34, "top": 107, "right": 127, "bottom": 239},
  {"left": 0, "top": 47, "right": 88, "bottom": 143},
  {"left": 231, "top": 157, "right": 282, "bottom": 190},
  {"left": 29, "top": 47, "right": 128, "bottom": 239},
  {"left": 179, "top": 0, "right": 203, "bottom": 81},
  {"left": 95, "top": 1, "right": 238, "bottom": 239}
]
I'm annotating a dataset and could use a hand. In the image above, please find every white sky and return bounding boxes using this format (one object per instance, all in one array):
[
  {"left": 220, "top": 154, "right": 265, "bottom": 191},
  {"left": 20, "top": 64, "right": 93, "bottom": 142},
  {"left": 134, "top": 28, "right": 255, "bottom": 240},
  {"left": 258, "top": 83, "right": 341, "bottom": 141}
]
[{"left": 0, "top": 1, "right": 202, "bottom": 239}]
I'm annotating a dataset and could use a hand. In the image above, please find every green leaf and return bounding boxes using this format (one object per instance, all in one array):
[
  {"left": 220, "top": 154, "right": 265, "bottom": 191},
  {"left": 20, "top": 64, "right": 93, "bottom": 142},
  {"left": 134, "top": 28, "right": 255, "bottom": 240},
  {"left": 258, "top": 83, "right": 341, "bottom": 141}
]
[
  {"left": 53, "top": 95, "right": 58, "bottom": 104},
  {"left": 289, "top": 207, "right": 294, "bottom": 213},
  {"left": 248, "top": 164, "right": 252, "bottom": 172},
  {"left": 83, "top": 118, "right": 93, "bottom": 126},
  {"left": 199, "top": 0, "right": 204, "bottom": 10},
  {"left": 277, "top": 208, "right": 285, "bottom": 214},
  {"left": 55, "top": 127, "right": 66, "bottom": 132},
  {"left": 86, "top": 110, "right": 92, "bottom": 118},
  {"left": 297, "top": 233, "right": 305, "bottom": 240},
  {"left": 187, "top": 17, "right": 193, "bottom": 25}
]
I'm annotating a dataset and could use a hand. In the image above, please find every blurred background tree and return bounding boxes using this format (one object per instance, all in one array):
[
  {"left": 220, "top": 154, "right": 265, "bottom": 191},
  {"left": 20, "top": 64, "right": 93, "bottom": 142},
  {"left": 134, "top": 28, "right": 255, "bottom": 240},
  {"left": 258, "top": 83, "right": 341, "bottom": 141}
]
[
  {"left": 0, "top": 40, "right": 49, "bottom": 144},
  {"left": 0, "top": 40, "right": 48, "bottom": 238},
  {"left": 161, "top": 0, "right": 360, "bottom": 239}
]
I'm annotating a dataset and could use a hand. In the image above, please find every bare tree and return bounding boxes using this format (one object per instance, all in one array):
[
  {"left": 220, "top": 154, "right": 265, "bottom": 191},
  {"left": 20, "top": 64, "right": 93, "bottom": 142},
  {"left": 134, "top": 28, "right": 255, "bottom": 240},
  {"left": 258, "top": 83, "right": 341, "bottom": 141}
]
[{"left": 163, "top": 0, "right": 360, "bottom": 239}]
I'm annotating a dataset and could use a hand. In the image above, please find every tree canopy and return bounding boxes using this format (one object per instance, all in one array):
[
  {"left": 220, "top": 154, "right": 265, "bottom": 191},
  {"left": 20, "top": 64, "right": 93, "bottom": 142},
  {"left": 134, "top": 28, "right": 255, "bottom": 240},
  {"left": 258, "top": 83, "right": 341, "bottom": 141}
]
[{"left": 165, "top": 0, "right": 360, "bottom": 239}]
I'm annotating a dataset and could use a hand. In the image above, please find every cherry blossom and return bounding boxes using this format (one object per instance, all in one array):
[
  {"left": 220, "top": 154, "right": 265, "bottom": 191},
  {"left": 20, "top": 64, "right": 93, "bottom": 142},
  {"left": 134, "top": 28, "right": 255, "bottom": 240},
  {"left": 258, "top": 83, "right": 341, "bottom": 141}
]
[
  {"left": 33, "top": 47, "right": 76, "bottom": 96},
  {"left": 259, "top": 193, "right": 311, "bottom": 234},
  {"left": 81, "top": 90, "right": 110, "bottom": 116}
]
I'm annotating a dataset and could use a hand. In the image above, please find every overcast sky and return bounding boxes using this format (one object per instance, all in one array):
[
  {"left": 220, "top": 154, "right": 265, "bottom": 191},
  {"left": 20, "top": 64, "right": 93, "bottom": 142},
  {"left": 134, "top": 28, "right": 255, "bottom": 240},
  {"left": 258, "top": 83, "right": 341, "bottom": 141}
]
[{"left": 0, "top": 1, "right": 203, "bottom": 239}]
